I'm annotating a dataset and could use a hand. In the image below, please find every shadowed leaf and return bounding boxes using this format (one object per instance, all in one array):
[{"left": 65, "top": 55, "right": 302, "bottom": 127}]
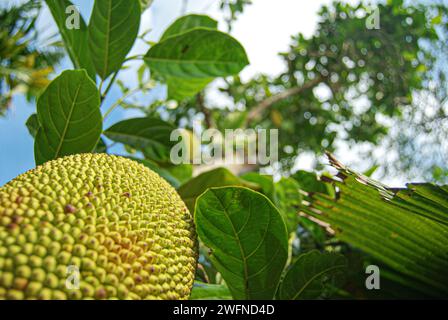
[
  {"left": 34, "top": 70, "right": 102, "bottom": 165},
  {"left": 26, "top": 113, "right": 39, "bottom": 138},
  {"left": 195, "top": 187, "right": 288, "bottom": 299},
  {"left": 278, "top": 251, "right": 347, "bottom": 300},
  {"left": 104, "top": 117, "right": 175, "bottom": 163}
]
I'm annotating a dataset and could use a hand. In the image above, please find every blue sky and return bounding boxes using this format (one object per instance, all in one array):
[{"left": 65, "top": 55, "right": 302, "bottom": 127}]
[{"left": 1, "top": 0, "right": 370, "bottom": 186}]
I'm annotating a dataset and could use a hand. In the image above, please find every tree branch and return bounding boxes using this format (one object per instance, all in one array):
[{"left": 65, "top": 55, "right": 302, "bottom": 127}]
[{"left": 245, "top": 76, "right": 323, "bottom": 124}]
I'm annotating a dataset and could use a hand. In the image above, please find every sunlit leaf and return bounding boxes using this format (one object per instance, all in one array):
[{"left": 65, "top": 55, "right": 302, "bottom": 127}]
[
  {"left": 144, "top": 28, "right": 249, "bottom": 79},
  {"left": 88, "top": 0, "right": 141, "bottom": 79},
  {"left": 167, "top": 77, "right": 213, "bottom": 100},
  {"left": 160, "top": 14, "right": 218, "bottom": 41}
]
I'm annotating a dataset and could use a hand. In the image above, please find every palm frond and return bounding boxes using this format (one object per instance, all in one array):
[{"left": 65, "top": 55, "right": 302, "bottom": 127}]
[{"left": 300, "top": 154, "right": 448, "bottom": 298}]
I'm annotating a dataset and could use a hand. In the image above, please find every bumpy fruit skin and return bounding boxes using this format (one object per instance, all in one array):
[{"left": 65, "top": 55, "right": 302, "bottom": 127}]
[{"left": 0, "top": 154, "right": 197, "bottom": 300}]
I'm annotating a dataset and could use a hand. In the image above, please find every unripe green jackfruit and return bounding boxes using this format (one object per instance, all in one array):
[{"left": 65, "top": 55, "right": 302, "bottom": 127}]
[{"left": 0, "top": 154, "right": 197, "bottom": 300}]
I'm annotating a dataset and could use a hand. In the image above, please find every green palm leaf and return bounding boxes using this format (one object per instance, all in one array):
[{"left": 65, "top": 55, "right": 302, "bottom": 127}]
[{"left": 300, "top": 155, "right": 448, "bottom": 298}]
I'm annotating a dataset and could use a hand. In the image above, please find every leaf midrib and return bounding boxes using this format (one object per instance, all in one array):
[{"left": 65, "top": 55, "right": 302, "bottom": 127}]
[
  {"left": 211, "top": 190, "right": 250, "bottom": 299},
  {"left": 54, "top": 81, "right": 82, "bottom": 157}
]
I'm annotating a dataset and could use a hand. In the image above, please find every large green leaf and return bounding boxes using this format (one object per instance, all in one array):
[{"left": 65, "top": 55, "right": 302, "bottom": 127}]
[
  {"left": 144, "top": 28, "right": 249, "bottom": 79},
  {"left": 103, "top": 117, "right": 175, "bottom": 163},
  {"left": 195, "top": 187, "right": 289, "bottom": 300},
  {"left": 277, "top": 251, "right": 347, "bottom": 300},
  {"left": 34, "top": 70, "right": 102, "bottom": 165},
  {"left": 190, "top": 281, "right": 232, "bottom": 300},
  {"left": 88, "top": 0, "right": 141, "bottom": 79},
  {"left": 178, "top": 167, "right": 259, "bottom": 212},
  {"left": 45, "top": 0, "right": 96, "bottom": 79},
  {"left": 166, "top": 77, "right": 213, "bottom": 100},
  {"left": 301, "top": 155, "right": 448, "bottom": 298},
  {"left": 160, "top": 14, "right": 218, "bottom": 41}
]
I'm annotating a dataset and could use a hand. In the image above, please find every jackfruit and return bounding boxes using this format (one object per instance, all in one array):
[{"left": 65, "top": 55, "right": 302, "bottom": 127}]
[{"left": 0, "top": 154, "right": 197, "bottom": 300}]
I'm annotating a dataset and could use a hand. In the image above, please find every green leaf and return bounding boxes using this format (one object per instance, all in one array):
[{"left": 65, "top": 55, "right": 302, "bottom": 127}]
[
  {"left": 88, "top": 0, "right": 141, "bottom": 79},
  {"left": 242, "top": 173, "right": 301, "bottom": 233},
  {"left": 34, "top": 70, "right": 102, "bottom": 165},
  {"left": 195, "top": 187, "right": 289, "bottom": 299},
  {"left": 127, "top": 157, "right": 181, "bottom": 188},
  {"left": 178, "top": 167, "right": 260, "bottom": 212},
  {"left": 25, "top": 113, "right": 39, "bottom": 138},
  {"left": 190, "top": 281, "right": 232, "bottom": 300},
  {"left": 45, "top": 0, "right": 96, "bottom": 79},
  {"left": 277, "top": 251, "right": 347, "bottom": 300},
  {"left": 160, "top": 14, "right": 218, "bottom": 42},
  {"left": 144, "top": 28, "right": 249, "bottom": 79},
  {"left": 103, "top": 117, "right": 175, "bottom": 163},
  {"left": 301, "top": 157, "right": 448, "bottom": 298},
  {"left": 167, "top": 77, "right": 213, "bottom": 100}
]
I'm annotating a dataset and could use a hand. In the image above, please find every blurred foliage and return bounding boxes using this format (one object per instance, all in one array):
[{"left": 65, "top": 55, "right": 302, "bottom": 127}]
[
  {"left": 382, "top": 2, "right": 448, "bottom": 182},
  {"left": 146, "top": 1, "right": 448, "bottom": 181},
  {"left": 432, "top": 166, "right": 448, "bottom": 183},
  {"left": 219, "top": 0, "right": 252, "bottom": 31},
  {"left": 0, "top": 0, "right": 63, "bottom": 116},
  {"left": 220, "top": 1, "right": 447, "bottom": 172}
]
